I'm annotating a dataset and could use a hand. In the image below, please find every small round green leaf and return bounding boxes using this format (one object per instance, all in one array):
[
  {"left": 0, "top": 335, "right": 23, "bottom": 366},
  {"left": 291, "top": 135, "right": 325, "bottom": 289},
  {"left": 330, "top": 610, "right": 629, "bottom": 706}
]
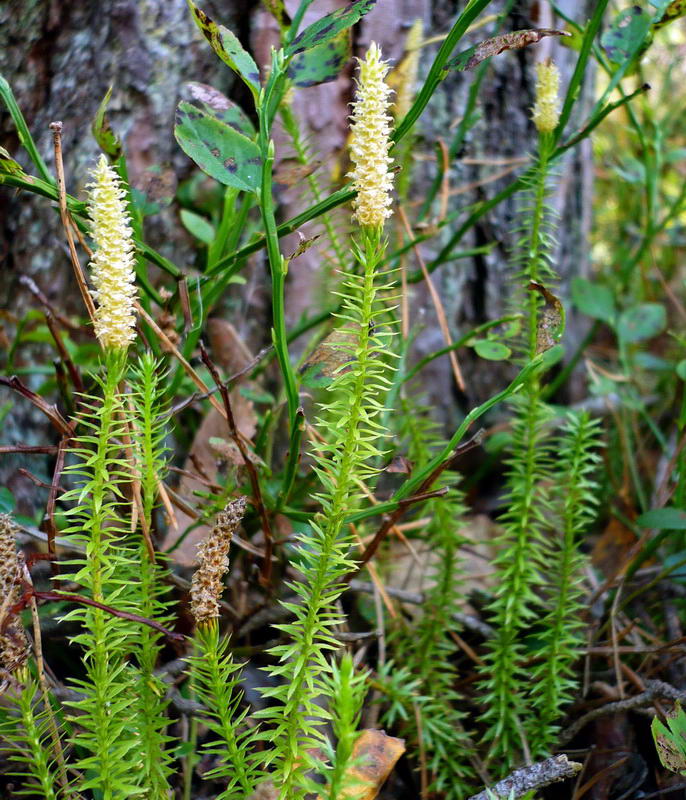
[
  {"left": 180, "top": 209, "right": 215, "bottom": 245},
  {"left": 637, "top": 507, "right": 686, "bottom": 530},
  {"left": 617, "top": 303, "right": 666, "bottom": 343},
  {"left": 571, "top": 277, "right": 616, "bottom": 323},
  {"left": 677, "top": 360, "right": 686, "bottom": 380},
  {"left": 473, "top": 339, "right": 511, "bottom": 361}
]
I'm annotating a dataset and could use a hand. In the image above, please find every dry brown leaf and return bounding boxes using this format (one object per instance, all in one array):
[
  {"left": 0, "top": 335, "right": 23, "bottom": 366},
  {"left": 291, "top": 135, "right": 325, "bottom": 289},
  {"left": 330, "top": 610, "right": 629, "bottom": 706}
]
[
  {"left": 207, "top": 318, "right": 255, "bottom": 374},
  {"left": 300, "top": 328, "right": 358, "bottom": 387},
  {"left": 528, "top": 281, "right": 565, "bottom": 354},
  {"left": 319, "top": 729, "right": 405, "bottom": 800},
  {"left": 274, "top": 157, "right": 322, "bottom": 188},
  {"left": 591, "top": 517, "right": 639, "bottom": 578},
  {"left": 447, "top": 28, "right": 570, "bottom": 72}
]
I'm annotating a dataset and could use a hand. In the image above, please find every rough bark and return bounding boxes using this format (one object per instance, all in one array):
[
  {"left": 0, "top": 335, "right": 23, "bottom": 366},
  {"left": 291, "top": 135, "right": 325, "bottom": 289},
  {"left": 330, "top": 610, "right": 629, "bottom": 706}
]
[
  {"left": 0, "top": 0, "right": 596, "bottom": 515},
  {"left": 0, "top": 0, "right": 253, "bottom": 513}
]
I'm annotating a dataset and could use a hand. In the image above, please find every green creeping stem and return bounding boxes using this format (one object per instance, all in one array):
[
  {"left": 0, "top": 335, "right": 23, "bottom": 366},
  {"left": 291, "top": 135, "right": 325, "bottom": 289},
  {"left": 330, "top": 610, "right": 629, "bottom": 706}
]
[
  {"left": 2, "top": 675, "right": 59, "bottom": 800},
  {"left": 529, "top": 412, "right": 600, "bottom": 756}
]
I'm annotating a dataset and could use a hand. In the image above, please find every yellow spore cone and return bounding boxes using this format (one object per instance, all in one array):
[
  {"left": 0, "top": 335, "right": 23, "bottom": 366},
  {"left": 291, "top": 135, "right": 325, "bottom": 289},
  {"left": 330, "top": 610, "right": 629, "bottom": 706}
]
[
  {"left": 87, "top": 154, "right": 137, "bottom": 350},
  {"left": 347, "top": 42, "right": 394, "bottom": 229},
  {"left": 532, "top": 60, "right": 560, "bottom": 134}
]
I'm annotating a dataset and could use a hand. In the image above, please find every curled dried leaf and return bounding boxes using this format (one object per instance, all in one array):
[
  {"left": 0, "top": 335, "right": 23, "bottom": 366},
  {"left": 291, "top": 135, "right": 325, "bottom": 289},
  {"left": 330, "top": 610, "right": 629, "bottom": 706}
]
[
  {"left": 528, "top": 281, "right": 565, "bottom": 353},
  {"left": 446, "top": 29, "right": 570, "bottom": 72}
]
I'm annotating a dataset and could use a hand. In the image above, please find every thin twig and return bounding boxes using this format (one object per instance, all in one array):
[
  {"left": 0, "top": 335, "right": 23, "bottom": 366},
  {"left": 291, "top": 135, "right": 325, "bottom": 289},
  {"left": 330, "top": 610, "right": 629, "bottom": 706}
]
[
  {"left": 135, "top": 302, "right": 227, "bottom": 421},
  {"left": 558, "top": 679, "right": 686, "bottom": 746},
  {"left": 0, "top": 445, "right": 59, "bottom": 454},
  {"left": 43, "top": 309, "right": 84, "bottom": 392},
  {"left": 398, "top": 205, "right": 465, "bottom": 391},
  {"left": 45, "top": 436, "right": 69, "bottom": 582},
  {"left": 467, "top": 755, "right": 582, "bottom": 800},
  {"left": 49, "top": 122, "right": 97, "bottom": 324},
  {"left": 346, "top": 429, "right": 485, "bottom": 580},
  {"left": 18, "top": 274, "right": 78, "bottom": 330},
  {"left": 199, "top": 341, "right": 274, "bottom": 587},
  {"left": 31, "top": 589, "right": 184, "bottom": 641},
  {"left": 26, "top": 572, "right": 71, "bottom": 796},
  {"left": 0, "top": 376, "right": 73, "bottom": 436}
]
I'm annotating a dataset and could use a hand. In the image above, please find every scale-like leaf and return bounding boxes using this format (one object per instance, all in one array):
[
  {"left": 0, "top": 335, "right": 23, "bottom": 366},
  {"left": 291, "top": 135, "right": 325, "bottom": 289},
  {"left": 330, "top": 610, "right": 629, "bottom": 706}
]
[
  {"left": 286, "top": 0, "right": 377, "bottom": 57},
  {"left": 175, "top": 101, "right": 261, "bottom": 193},
  {"left": 446, "top": 28, "right": 569, "bottom": 72},
  {"left": 187, "top": 0, "right": 261, "bottom": 98},
  {"left": 288, "top": 29, "right": 351, "bottom": 87}
]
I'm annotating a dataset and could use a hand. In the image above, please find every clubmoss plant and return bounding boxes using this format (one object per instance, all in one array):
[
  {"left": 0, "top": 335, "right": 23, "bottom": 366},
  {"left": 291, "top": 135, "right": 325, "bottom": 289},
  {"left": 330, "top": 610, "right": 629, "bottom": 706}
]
[
  {"left": 128, "top": 354, "right": 175, "bottom": 796},
  {"left": 478, "top": 59, "right": 562, "bottom": 766},
  {"left": 187, "top": 497, "right": 263, "bottom": 799},
  {"left": 321, "top": 653, "right": 369, "bottom": 800},
  {"left": 257, "top": 41, "right": 396, "bottom": 799},
  {"left": 384, "top": 403, "right": 475, "bottom": 797},
  {"left": 0, "top": 670, "right": 59, "bottom": 800},
  {"left": 56, "top": 155, "right": 144, "bottom": 799},
  {"left": 529, "top": 411, "right": 602, "bottom": 757}
]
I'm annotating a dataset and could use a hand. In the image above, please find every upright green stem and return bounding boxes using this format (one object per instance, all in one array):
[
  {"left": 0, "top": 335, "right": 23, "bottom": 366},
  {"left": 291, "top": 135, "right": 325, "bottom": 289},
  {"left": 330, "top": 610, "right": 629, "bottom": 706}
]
[{"left": 257, "top": 56, "right": 304, "bottom": 506}]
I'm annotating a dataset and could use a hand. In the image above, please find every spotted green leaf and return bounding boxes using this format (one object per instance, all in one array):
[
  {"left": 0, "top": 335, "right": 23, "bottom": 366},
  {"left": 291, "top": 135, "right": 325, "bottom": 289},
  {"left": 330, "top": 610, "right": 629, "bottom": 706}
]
[
  {"left": 601, "top": 6, "right": 652, "bottom": 65},
  {"left": 288, "top": 28, "right": 351, "bottom": 87},
  {"left": 182, "top": 82, "right": 255, "bottom": 137},
  {"left": 187, "top": 0, "right": 260, "bottom": 99},
  {"left": 285, "top": 0, "right": 377, "bottom": 57},
  {"left": 92, "top": 86, "right": 122, "bottom": 159},
  {"left": 174, "top": 101, "right": 261, "bottom": 193}
]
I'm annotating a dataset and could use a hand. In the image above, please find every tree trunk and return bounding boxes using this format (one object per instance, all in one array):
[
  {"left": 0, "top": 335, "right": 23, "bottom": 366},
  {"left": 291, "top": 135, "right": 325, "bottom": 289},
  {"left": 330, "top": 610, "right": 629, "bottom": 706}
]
[{"left": 0, "top": 0, "right": 595, "bottom": 515}]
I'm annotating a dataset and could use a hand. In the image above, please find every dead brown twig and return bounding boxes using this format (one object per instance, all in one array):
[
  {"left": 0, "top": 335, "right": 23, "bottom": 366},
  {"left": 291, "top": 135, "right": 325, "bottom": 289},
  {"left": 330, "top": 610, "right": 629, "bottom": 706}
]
[
  {"left": 199, "top": 341, "right": 275, "bottom": 588},
  {"left": 49, "top": 121, "right": 97, "bottom": 325},
  {"left": 558, "top": 679, "right": 686, "bottom": 746},
  {"left": 467, "top": 755, "right": 582, "bottom": 800},
  {"left": 345, "top": 428, "right": 485, "bottom": 580}
]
